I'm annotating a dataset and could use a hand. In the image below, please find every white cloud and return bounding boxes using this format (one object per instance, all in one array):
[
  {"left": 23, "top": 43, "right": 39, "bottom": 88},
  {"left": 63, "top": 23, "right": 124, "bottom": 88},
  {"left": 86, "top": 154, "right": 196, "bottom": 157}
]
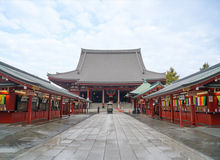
[
  {"left": 0, "top": 13, "right": 20, "bottom": 29},
  {"left": 77, "top": 12, "right": 93, "bottom": 28},
  {"left": 0, "top": 0, "right": 219, "bottom": 80}
]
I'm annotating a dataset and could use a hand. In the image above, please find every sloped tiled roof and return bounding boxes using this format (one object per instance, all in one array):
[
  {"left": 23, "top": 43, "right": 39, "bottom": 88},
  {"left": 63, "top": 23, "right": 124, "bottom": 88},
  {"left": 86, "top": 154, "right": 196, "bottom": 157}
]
[
  {"left": 0, "top": 61, "right": 89, "bottom": 101},
  {"left": 144, "top": 63, "right": 220, "bottom": 99},
  {"left": 134, "top": 81, "right": 165, "bottom": 98},
  {"left": 130, "top": 79, "right": 151, "bottom": 95},
  {"left": 48, "top": 48, "right": 165, "bottom": 84}
]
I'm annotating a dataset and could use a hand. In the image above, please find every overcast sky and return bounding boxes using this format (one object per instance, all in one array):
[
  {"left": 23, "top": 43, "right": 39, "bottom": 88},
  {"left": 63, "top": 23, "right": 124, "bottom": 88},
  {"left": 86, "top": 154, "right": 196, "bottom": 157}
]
[{"left": 0, "top": 0, "right": 219, "bottom": 81}]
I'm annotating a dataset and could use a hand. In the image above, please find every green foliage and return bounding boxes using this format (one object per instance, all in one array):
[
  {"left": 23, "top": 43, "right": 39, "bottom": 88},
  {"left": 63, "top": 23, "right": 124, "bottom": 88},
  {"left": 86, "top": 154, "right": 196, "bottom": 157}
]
[
  {"left": 200, "top": 62, "right": 209, "bottom": 70},
  {"left": 165, "top": 67, "right": 179, "bottom": 86}
]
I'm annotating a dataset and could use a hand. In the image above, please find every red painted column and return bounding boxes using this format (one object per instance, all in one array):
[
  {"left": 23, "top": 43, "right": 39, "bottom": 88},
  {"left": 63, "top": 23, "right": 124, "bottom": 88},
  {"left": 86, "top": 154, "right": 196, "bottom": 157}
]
[
  {"left": 150, "top": 99, "right": 154, "bottom": 118},
  {"left": 48, "top": 94, "right": 51, "bottom": 120},
  {"left": 117, "top": 90, "right": 120, "bottom": 109},
  {"left": 27, "top": 95, "right": 32, "bottom": 124},
  {"left": 79, "top": 102, "right": 81, "bottom": 114},
  {"left": 68, "top": 99, "right": 71, "bottom": 116},
  {"left": 141, "top": 102, "right": 143, "bottom": 114},
  {"left": 136, "top": 99, "right": 138, "bottom": 113},
  {"left": 87, "top": 87, "right": 90, "bottom": 109},
  {"left": 102, "top": 90, "right": 105, "bottom": 108},
  {"left": 159, "top": 97, "right": 162, "bottom": 119},
  {"left": 170, "top": 95, "right": 174, "bottom": 122},
  {"left": 82, "top": 102, "right": 83, "bottom": 113},
  {"left": 146, "top": 100, "right": 148, "bottom": 117},
  {"left": 179, "top": 100, "right": 183, "bottom": 127},
  {"left": 190, "top": 96, "right": 197, "bottom": 126},
  {"left": 60, "top": 96, "right": 63, "bottom": 118}
]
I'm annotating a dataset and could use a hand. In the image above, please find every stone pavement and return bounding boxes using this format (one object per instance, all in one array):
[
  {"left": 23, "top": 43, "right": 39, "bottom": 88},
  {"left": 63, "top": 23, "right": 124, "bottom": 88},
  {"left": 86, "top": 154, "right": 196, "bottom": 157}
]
[
  {"left": 128, "top": 113, "right": 220, "bottom": 160},
  {"left": 0, "top": 114, "right": 93, "bottom": 160},
  {"left": 14, "top": 112, "right": 213, "bottom": 160}
]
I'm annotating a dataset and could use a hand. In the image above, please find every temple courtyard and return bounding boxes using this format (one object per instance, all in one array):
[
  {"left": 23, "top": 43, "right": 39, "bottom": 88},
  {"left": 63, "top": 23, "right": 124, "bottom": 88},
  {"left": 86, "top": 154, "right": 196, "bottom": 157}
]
[{"left": 0, "top": 110, "right": 219, "bottom": 160}]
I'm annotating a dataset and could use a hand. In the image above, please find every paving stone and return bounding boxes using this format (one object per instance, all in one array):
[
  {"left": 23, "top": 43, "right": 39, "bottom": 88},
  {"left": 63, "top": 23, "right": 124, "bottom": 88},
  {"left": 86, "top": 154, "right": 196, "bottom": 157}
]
[{"left": 12, "top": 112, "right": 214, "bottom": 160}]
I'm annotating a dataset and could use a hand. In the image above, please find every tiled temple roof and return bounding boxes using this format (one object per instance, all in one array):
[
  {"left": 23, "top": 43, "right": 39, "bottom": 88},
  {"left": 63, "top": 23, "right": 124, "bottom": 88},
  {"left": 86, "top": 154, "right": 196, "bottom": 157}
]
[{"left": 48, "top": 48, "right": 165, "bottom": 84}]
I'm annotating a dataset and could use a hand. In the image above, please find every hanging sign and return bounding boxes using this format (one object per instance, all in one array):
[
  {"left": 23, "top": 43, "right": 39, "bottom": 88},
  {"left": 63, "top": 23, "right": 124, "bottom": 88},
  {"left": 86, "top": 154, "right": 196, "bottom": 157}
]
[
  {"left": 187, "top": 91, "right": 197, "bottom": 96},
  {"left": 107, "top": 89, "right": 115, "bottom": 96},
  {"left": 26, "top": 90, "right": 35, "bottom": 95},
  {"left": 32, "top": 85, "right": 40, "bottom": 90},
  {"left": 209, "top": 96, "right": 213, "bottom": 102},
  {"left": 183, "top": 87, "right": 191, "bottom": 91},
  {"left": 179, "top": 95, "right": 185, "bottom": 100}
]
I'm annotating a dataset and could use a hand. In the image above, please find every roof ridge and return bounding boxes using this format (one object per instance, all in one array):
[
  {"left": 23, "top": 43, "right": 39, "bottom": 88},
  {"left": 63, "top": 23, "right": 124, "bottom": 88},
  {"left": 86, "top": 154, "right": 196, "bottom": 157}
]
[
  {"left": 0, "top": 61, "right": 50, "bottom": 84},
  {"left": 81, "top": 48, "right": 141, "bottom": 53},
  {"left": 172, "top": 63, "right": 220, "bottom": 84}
]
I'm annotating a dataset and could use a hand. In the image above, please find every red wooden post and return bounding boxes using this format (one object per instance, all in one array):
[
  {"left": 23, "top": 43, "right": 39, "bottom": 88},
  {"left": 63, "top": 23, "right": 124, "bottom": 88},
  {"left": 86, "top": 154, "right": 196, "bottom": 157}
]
[
  {"left": 150, "top": 99, "right": 154, "bottom": 118},
  {"left": 190, "top": 96, "right": 197, "bottom": 126},
  {"left": 60, "top": 96, "right": 63, "bottom": 118},
  {"left": 170, "top": 95, "right": 174, "bottom": 122},
  {"left": 79, "top": 102, "right": 81, "bottom": 114},
  {"left": 68, "top": 98, "right": 71, "bottom": 116},
  {"left": 141, "top": 102, "right": 143, "bottom": 114},
  {"left": 48, "top": 94, "right": 51, "bottom": 120},
  {"left": 179, "top": 101, "right": 183, "bottom": 127},
  {"left": 159, "top": 97, "right": 162, "bottom": 119},
  {"left": 27, "top": 95, "right": 32, "bottom": 124},
  {"left": 87, "top": 87, "right": 90, "bottom": 109},
  {"left": 82, "top": 102, "right": 83, "bottom": 113},
  {"left": 102, "top": 89, "right": 105, "bottom": 108},
  {"left": 146, "top": 100, "right": 148, "bottom": 117}
]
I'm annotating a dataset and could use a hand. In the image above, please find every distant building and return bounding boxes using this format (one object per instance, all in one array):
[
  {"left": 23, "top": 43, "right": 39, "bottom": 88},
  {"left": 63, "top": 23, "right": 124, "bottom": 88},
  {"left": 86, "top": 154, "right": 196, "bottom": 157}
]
[{"left": 48, "top": 48, "right": 165, "bottom": 108}]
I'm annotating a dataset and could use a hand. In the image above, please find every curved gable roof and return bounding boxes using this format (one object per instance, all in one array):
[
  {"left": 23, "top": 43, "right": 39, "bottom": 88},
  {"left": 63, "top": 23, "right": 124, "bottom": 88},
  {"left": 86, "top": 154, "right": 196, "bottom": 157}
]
[{"left": 48, "top": 48, "right": 165, "bottom": 84}]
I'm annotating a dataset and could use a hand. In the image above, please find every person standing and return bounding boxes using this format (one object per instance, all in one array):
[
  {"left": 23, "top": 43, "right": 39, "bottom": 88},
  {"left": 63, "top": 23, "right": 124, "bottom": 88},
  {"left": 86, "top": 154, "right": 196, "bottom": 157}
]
[{"left": 97, "top": 106, "right": 100, "bottom": 114}]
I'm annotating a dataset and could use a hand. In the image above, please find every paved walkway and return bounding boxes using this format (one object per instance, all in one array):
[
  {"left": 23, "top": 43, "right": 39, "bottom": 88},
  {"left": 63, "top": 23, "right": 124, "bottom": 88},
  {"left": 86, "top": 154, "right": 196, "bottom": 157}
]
[
  {"left": 128, "top": 113, "right": 220, "bottom": 160},
  {"left": 0, "top": 114, "right": 93, "bottom": 160},
  {"left": 14, "top": 112, "right": 212, "bottom": 160}
]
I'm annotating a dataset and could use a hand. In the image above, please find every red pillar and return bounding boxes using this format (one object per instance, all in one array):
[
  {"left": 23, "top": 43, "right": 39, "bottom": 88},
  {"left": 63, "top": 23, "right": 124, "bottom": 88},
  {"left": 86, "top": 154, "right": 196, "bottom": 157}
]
[
  {"left": 60, "top": 96, "right": 63, "bottom": 118},
  {"left": 48, "top": 94, "right": 51, "bottom": 120},
  {"left": 68, "top": 99, "right": 71, "bottom": 116},
  {"left": 102, "top": 90, "right": 105, "bottom": 108},
  {"left": 141, "top": 102, "right": 143, "bottom": 114},
  {"left": 82, "top": 102, "right": 83, "bottom": 113},
  {"left": 71, "top": 103, "right": 74, "bottom": 114},
  {"left": 179, "top": 101, "right": 183, "bottom": 127},
  {"left": 150, "top": 99, "right": 154, "bottom": 118},
  {"left": 136, "top": 99, "right": 138, "bottom": 113},
  {"left": 27, "top": 95, "right": 32, "bottom": 124},
  {"left": 159, "top": 97, "right": 162, "bottom": 119},
  {"left": 170, "top": 95, "right": 174, "bottom": 122},
  {"left": 190, "top": 96, "right": 197, "bottom": 126},
  {"left": 79, "top": 102, "right": 81, "bottom": 114},
  {"left": 146, "top": 100, "right": 148, "bottom": 117}
]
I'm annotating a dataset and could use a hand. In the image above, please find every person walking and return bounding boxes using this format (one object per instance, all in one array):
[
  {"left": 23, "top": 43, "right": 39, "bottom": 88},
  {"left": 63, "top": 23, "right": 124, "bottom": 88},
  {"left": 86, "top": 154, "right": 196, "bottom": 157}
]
[{"left": 97, "top": 106, "right": 100, "bottom": 114}]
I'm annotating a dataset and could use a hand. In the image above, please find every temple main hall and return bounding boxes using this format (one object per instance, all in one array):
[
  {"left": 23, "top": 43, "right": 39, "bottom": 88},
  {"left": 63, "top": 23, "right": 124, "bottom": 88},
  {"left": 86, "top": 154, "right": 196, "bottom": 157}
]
[{"left": 47, "top": 48, "right": 165, "bottom": 108}]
